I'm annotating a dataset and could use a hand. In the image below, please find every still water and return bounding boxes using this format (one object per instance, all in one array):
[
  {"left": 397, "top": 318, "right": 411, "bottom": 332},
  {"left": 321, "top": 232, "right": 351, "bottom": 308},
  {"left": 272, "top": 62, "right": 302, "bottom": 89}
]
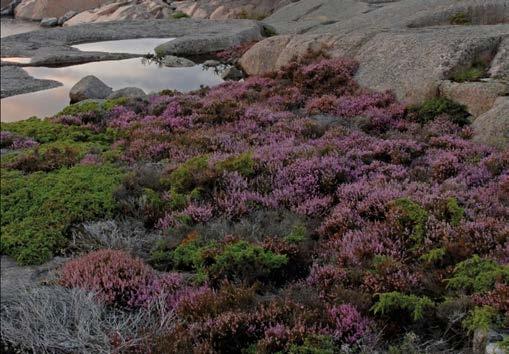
[
  {"left": 1, "top": 37, "right": 223, "bottom": 122},
  {"left": 73, "top": 38, "right": 173, "bottom": 55},
  {"left": 0, "top": 58, "right": 223, "bottom": 122}
]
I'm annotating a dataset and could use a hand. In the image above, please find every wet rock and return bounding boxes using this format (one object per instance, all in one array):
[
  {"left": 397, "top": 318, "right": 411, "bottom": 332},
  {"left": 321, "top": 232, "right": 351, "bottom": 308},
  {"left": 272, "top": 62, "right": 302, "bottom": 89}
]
[
  {"left": 439, "top": 80, "right": 508, "bottom": 117},
  {"left": 1, "top": 0, "right": 21, "bottom": 16},
  {"left": 203, "top": 59, "right": 221, "bottom": 67},
  {"left": 58, "top": 10, "right": 77, "bottom": 25},
  {"left": 69, "top": 75, "right": 112, "bottom": 103},
  {"left": 221, "top": 66, "right": 244, "bottom": 80},
  {"left": 472, "top": 96, "right": 509, "bottom": 149},
  {"left": 108, "top": 87, "right": 147, "bottom": 99},
  {"left": 162, "top": 55, "right": 195, "bottom": 67},
  {"left": 40, "top": 17, "right": 58, "bottom": 27}
]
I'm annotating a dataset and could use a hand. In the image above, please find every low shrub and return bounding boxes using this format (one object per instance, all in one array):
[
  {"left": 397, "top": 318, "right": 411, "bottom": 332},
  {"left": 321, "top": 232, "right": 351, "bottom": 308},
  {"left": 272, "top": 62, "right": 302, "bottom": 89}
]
[
  {"left": 0, "top": 286, "right": 175, "bottom": 354},
  {"left": 452, "top": 61, "right": 487, "bottom": 82},
  {"left": 171, "top": 238, "right": 288, "bottom": 284},
  {"left": 172, "top": 11, "right": 189, "bottom": 19},
  {"left": 408, "top": 97, "right": 470, "bottom": 126},
  {"left": 0, "top": 164, "right": 123, "bottom": 264},
  {"left": 372, "top": 292, "right": 434, "bottom": 321},
  {"left": 447, "top": 255, "right": 509, "bottom": 294},
  {"left": 59, "top": 249, "right": 183, "bottom": 308}
]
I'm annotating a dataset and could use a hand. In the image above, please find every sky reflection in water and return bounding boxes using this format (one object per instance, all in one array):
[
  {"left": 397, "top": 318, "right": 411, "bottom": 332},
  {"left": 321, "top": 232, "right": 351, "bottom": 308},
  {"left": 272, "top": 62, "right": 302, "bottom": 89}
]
[{"left": 1, "top": 58, "right": 223, "bottom": 122}]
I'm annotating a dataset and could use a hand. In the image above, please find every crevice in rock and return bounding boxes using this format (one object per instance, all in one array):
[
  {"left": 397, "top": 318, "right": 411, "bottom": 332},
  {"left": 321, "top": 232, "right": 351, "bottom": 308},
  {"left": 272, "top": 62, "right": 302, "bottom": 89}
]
[{"left": 444, "top": 37, "right": 502, "bottom": 83}]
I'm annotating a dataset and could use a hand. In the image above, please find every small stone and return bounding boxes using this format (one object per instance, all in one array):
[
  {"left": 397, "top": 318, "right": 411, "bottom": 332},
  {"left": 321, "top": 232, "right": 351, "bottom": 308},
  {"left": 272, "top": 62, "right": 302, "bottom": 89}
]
[
  {"left": 58, "top": 10, "right": 78, "bottom": 26},
  {"left": 203, "top": 59, "right": 221, "bottom": 67},
  {"left": 40, "top": 17, "right": 58, "bottom": 27},
  {"left": 221, "top": 66, "right": 244, "bottom": 80},
  {"left": 108, "top": 87, "right": 147, "bottom": 99},
  {"left": 69, "top": 75, "right": 112, "bottom": 103},
  {"left": 162, "top": 55, "right": 195, "bottom": 67}
]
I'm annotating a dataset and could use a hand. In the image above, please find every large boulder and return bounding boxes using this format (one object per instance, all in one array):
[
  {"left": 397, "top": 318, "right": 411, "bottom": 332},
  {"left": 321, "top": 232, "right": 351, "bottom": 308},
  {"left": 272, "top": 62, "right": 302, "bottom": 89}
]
[
  {"left": 69, "top": 75, "right": 112, "bottom": 103},
  {"left": 240, "top": 0, "right": 509, "bottom": 104},
  {"left": 472, "top": 96, "right": 509, "bottom": 149},
  {"left": 14, "top": 0, "right": 109, "bottom": 20},
  {"left": 63, "top": 0, "right": 172, "bottom": 26}
]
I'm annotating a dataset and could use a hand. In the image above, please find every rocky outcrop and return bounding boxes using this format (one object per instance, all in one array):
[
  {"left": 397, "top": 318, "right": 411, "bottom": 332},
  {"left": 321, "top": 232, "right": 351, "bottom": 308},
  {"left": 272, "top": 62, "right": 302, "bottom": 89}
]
[
  {"left": 171, "top": 0, "right": 292, "bottom": 20},
  {"left": 14, "top": 0, "right": 109, "bottom": 20},
  {"left": 240, "top": 0, "right": 509, "bottom": 105},
  {"left": 472, "top": 96, "right": 509, "bottom": 149},
  {"left": 63, "top": 0, "right": 172, "bottom": 26},
  {"left": 439, "top": 80, "right": 508, "bottom": 117},
  {"left": 69, "top": 75, "right": 112, "bottom": 103}
]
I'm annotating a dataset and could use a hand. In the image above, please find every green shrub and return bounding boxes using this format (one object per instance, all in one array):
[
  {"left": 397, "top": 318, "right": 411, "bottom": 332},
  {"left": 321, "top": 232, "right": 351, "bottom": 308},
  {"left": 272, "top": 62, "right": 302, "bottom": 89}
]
[
  {"left": 57, "top": 101, "right": 102, "bottom": 116},
  {"left": 285, "top": 223, "right": 308, "bottom": 244},
  {"left": 445, "top": 197, "right": 464, "bottom": 226},
  {"left": 165, "top": 155, "right": 212, "bottom": 193},
  {"left": 449, "top": 12, "right": 471, "bottom": 25},
  {"left": 447, "top": 255, "right": 509, "bottom": 293},
  {"left": 172, "top": 11, "right": 189, "bottom": 19},
  {"left": 452, "top": 62, "right": 487, "bottom": 83},
  {"left": 163, "top": 153, "right": 255, "bottom": 200},
  {"left": 391, "top": 198, "right": 428, "bottom": 245},
  {"left": 170, "top": 239, "right": 288, "bottom": 284},
  {"left": 57, "top": 98, "right": 128, "bottom": 116},
  {"left": 372, "top": 292, "right": 434, "bottom": 321},
  {"left": 287, "top": 335, "right": 336, "bottom": 354},
  {"left": 215, "top": 152, "right": 255, "bottom": 177},
  {"left": 408, "top": 97, "right": 470, "bottom": 126},
  {"left": 7, "top": 141, "right": 106, "bottom": 173},
  {"left": 0, "top": 164, "right": 123, "bottom": 264},
  {"left": 462, "top": 306, "right": 497, "bottom": 333},
  {"left": 209, "top": 240, "right": 288, "bottom": 282},
  {"left": 419, "top": 248, "right": 446, "bottom": 264},
  {"left": 1, "top": 118, "right": 106, "bottom": 144}
]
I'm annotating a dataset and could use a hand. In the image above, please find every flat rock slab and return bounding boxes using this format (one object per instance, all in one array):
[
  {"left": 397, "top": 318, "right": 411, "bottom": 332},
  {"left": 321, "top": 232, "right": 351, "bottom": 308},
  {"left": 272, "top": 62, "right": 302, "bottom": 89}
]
[
  {"left": 0, "top": 65, "right": 61, "bottom": 98},
  {"left": 1, "top": 18, "right": 263, "bottom": 98}
]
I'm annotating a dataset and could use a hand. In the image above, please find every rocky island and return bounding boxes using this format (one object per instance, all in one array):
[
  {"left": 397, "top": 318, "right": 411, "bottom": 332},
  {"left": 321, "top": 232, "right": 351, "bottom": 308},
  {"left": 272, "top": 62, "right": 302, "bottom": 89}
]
[{"left": 0, "top": 1, "right": 508, "bottom": 353}]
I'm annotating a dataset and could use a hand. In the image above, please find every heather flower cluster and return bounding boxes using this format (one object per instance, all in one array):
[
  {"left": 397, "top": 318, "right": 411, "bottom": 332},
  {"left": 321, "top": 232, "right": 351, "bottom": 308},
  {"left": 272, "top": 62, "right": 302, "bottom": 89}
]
[{"left": 2, "top": 52, "right": 508, "bottom": 353}]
